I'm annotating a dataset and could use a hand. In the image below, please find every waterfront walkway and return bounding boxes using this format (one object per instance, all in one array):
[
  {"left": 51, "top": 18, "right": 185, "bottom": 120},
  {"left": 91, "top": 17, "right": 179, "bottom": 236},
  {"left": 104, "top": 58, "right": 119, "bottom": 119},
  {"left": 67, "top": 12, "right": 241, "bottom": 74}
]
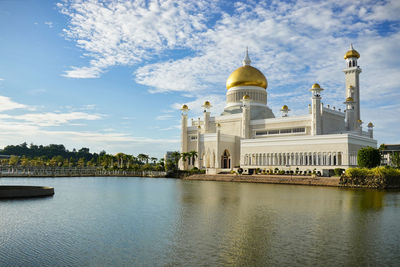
[
  {"left": 185, "top": 174, "right": 340, "bottom": 187},
  {"left": 0, "top": 166, "right": 166, "bottom": 178}
]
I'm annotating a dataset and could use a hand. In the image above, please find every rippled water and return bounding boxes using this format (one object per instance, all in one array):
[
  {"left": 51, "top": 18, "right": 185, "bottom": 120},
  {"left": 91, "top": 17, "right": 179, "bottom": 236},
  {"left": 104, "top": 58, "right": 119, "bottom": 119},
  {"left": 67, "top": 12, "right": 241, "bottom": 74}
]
[{"left": 1, "top": 177, "right": 400, "bottom": 266}]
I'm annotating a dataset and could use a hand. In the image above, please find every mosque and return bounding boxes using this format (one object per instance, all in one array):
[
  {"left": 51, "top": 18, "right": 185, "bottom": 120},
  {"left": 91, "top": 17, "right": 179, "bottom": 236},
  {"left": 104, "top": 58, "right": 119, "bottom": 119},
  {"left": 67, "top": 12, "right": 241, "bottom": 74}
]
[{"left": 179, "top": 46, "right": 377, "bottom": 175}]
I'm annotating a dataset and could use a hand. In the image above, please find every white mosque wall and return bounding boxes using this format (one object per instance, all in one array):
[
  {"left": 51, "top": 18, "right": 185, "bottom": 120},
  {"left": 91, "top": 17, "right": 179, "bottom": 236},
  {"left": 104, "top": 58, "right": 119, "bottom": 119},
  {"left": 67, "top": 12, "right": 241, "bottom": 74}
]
[
  {"left": 240, "top": 133, "right": 377, "bottom": 172},
  {"left": 321, "top": 108, "right": 346, "bottom": 134}
]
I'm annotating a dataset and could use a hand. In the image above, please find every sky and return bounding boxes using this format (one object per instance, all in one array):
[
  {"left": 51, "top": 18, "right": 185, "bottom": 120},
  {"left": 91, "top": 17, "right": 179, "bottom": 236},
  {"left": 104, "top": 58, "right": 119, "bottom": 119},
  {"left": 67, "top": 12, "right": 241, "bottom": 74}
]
[{"left": 0, "top": 0, "right": 399, "bottom": 158}]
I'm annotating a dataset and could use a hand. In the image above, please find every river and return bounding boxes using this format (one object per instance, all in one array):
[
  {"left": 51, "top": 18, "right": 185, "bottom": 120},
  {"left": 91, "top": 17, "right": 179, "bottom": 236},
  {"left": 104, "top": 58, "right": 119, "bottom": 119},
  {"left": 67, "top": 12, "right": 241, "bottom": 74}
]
[{"left": 1, "top": 177, "right": 399, "bottom": 266}]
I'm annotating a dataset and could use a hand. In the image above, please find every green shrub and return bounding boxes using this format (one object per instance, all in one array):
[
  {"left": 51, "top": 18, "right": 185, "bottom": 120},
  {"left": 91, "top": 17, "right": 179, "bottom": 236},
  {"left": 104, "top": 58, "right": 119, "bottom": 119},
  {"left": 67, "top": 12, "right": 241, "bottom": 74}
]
[
  {"left": 334, "top": 168, "right": 345, "bottom": 176},
  {"left": 279, "top": 170, "right": 285, "bottom": 175},
  {"left": 341, "top": 166, "right": 400, "bottom": 188},
  {"left": 357, "top": 147, "right": 381, "bottom": 168}
]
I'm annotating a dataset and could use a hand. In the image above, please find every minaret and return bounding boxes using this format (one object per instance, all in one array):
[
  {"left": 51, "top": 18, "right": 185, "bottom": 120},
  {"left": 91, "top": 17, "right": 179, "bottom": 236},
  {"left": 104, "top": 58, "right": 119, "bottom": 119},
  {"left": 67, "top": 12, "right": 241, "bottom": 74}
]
[
  {"left": 367, "top": 122, "right": 374, "bottom": 138},
  {"left": 241, "top": 94, "right": 251, "bottom": 138},
  {"left": 215, "top": 123, "right": 221, "bottom": 169},
  {"left": 344, "top": 97, "right": 355, "bottom": 130},
  {"left": 196, "top": 125, "right": 201, "bottom": 168},
  {"left": 180, "top": 104, "right": 189, "bottom": 169},
  {"left": 202, "top": 101, "right": 212, "bottom": 133},
  {"left": 343, "top": 44, "right": 361, "bottom": 124},
  {"left": 310, "top": 83, "right": 323, "bottom": 135},
  {"left": 280, "top": 105, "right": 290, "bottom": 117}
]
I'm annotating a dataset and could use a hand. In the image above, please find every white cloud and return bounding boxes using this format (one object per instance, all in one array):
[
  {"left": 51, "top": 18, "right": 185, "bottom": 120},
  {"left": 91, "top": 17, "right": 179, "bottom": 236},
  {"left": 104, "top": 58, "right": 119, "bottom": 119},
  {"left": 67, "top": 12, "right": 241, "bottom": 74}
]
[
  {"left": 0, "top": 96, "right": 28, "bottom": 111},
  {"left": 0, "top": 111, "right": 102, "bottom": 127},
  {"left": 59, "top": 0, "right": 400, "bottom": 144},
  {"left": 44, "top": 21, "right": 53, "bottom": 28},
  {"left": 59, "top": 0, "right": 216, "bottom": 78}
]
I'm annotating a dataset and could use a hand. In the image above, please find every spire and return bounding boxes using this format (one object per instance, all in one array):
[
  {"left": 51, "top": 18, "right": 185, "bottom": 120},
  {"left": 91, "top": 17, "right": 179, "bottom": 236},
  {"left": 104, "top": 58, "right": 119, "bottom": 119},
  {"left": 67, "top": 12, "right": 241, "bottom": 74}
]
[
  {"left": 350, "top": 43, "right": 354, "bottom": 50},
  {"left": 243, "top": 47, "right": 251, "bottom": 66}
]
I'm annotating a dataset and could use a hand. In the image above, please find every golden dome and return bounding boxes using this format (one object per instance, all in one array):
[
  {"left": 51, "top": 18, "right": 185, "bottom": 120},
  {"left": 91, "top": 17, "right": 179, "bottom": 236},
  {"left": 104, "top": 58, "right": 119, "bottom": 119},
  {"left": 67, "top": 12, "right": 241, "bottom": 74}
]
[
  {"left": 243, "top": 94, "right": 250, "bottom": 100},
  {"left": 344, "top": 44, "right": 360, "bottom": 59},
  {"left": 312, "top": 83, "right": 321, "bottom": 89},
  {"left": 281, "top": 105, "right": 289, "bottom": 110},
  {"left": 202, "top": 101, "right": 212, "bottom": 108},
  {"left": 357, "top": 119, "right": 363, "bottom": 123},
  {"left": 226, "top": 65, "right": 267, "bottom": 90},
  {"left": 181, "top": 104, "right": 189, "bottom": 110},
  {"left": 345, "top": 97, "right": 354, "bottom": 102},
  {"left": 368, "top": 122, "right": 374, "bottom": 127}
]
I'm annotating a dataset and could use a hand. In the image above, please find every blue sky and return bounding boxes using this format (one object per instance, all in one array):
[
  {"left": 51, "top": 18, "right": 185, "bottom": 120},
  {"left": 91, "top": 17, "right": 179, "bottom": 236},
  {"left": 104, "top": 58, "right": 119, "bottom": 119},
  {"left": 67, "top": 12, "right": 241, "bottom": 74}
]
[{"left": 0, "top": 0, "right": 399, "bottom": 158}]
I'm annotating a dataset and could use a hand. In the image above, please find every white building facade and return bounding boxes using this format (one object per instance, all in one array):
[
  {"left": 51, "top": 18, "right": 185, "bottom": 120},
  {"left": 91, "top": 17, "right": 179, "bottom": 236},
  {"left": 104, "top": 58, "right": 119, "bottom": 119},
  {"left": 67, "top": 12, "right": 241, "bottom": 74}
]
[{"left": 180, "top": 46, "right": 377, "bottom": 174}]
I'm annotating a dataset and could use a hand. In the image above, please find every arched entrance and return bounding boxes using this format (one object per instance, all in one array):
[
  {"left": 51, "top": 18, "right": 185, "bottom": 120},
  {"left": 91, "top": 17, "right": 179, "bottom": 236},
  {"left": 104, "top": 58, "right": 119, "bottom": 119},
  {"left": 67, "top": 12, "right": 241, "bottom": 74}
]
[{"left": 221, "top": 149, "right": 231, "bottom": 169}]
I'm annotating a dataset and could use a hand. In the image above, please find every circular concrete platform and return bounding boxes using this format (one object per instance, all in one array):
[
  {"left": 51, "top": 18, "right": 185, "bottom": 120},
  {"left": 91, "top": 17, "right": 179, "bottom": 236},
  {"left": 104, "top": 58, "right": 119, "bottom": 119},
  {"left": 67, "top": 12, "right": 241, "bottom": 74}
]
[{"left": 0, "top": 186, "right": 54, "bottom": 199}]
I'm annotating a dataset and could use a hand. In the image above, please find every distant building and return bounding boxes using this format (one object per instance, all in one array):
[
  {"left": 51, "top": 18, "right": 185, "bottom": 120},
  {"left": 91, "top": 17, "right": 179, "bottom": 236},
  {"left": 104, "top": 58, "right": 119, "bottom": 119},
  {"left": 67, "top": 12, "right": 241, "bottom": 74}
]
[
  {"left": 179, "top": 46, "right": 377, "bottom": 174},
  {"left": 164, "top": 151, "right": 175, "bottom": 163},
  {"left": 381, "top": 144, "right": 400, "bottom": 166}
]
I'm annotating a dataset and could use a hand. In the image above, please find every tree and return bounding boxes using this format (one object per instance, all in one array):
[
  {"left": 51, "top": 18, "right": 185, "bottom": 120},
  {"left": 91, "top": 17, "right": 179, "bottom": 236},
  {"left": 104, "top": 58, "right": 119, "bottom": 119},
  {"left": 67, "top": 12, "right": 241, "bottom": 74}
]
[
  {"left": 357, "top": 147, "right": 381, "bottom": 168},
  {"left": 188, "top": 151, "right": 198, "bottom": 165},
  {"left": 391, "top": 152, "right": 400, "bottom": 168},
  {"left": 181, "top": 152, "right": 190, "bottom": 162},
  {"left": 150, "top": 157, "right": 157, "bottom": 164},
  {"left": 168, "top": 151, "right": 181, "bottom": 171},
  {"left": 9, "top": 155, "right": 19, "bottom": 166},
  {"left": 137, "top": 153, "right": 149, "bottom": 164}
]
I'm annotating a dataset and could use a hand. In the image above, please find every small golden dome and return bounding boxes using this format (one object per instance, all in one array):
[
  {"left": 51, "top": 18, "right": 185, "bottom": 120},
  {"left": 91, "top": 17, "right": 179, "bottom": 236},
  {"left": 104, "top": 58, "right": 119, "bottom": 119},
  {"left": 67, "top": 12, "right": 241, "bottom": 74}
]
[
  {"left": 281, "top": 105, "right": 289, "bottom": 110},
  {"left": 197, "top": 125, "right": 201, "bottom": 129},
  {"left": 346, "top": 97, "right": 354, "bottom": 102},
  {"left": 344, "top": 44, "right": 360, "bottom": 59},
  {"left": 312, "top": 83, "right": 321, "bottom": 89},
  {"left": 202, "top": 101, "right": 212, "bottom": 108},
  {"left": 357, "top": 119, "right": 363, "bottom": 123},
  {"left": 216, "top": 123, "right": 221, "bottom": 127},
  {"left": 226, "top": 65, "right": 267, "bottom": 90},
  {"left": 368, "top": 122, "right": 374, "bottom": 127},
  {"left": 181, "top": 104, "right": 189, "bottom": 110},
  {"left": 243, "top": 94, "right": 250, "bottom": 100}
]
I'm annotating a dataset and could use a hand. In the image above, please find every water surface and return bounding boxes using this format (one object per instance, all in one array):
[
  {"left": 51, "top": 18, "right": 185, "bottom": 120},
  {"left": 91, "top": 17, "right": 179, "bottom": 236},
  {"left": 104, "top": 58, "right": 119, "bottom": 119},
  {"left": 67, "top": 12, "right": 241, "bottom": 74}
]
[{"left": 1, "top": 177, "right": 399, "bottom": 266}]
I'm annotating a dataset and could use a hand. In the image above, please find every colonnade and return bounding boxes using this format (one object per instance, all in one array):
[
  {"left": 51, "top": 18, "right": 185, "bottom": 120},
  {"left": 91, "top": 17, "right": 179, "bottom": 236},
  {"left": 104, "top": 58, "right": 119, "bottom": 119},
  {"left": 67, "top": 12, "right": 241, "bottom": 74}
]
[{"left": 243, "top": 151, "right": 343, "bottom": 167}]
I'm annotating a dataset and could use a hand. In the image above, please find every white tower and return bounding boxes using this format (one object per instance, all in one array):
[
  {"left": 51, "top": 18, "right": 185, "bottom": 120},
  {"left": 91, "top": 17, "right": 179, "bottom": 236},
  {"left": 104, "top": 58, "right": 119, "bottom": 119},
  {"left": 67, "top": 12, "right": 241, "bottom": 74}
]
[
  {"left": 280, "top": 105, "right": 290, "bottom": 117},
  {"left": 343, "top": 44, "right": 361, "bottom": 124},
  {"left": 367, "top": 122, "right": 374, "bottom": 138},
  {"left": 202, "top": 101, "right": 212, "bottom": 133},
  {"left": 344, "top": 97, "right": 355, "bottom": 130},
  {"left": 241, "top": 94, "right": 251, "bottom": 139},
  {"left": 310, "top": 83, "right": 323, "bottom": 135},
  {"left": 180, "top": 104, "right": 189, "bottom": 169}
]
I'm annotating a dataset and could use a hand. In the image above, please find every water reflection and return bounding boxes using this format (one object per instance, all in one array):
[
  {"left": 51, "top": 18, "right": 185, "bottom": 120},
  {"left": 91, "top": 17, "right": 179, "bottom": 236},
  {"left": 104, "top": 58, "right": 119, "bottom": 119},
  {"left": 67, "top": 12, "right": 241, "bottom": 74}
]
[
  {"left": 169, "top": 182, "right": 400, "bottom": 266},
  {"left": 0, "top": 177, "right": 399, "bottom": 266}
]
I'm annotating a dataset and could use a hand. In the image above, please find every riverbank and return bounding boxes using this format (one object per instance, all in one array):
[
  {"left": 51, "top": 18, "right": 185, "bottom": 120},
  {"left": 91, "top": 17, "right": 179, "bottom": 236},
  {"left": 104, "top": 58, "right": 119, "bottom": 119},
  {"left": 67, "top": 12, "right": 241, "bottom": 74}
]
[
  {"left": 185, "top": 174, "right": 340, "bottom": 187},
  {"left": 0, "top": 170, "right": 166, "bottom": 178}
]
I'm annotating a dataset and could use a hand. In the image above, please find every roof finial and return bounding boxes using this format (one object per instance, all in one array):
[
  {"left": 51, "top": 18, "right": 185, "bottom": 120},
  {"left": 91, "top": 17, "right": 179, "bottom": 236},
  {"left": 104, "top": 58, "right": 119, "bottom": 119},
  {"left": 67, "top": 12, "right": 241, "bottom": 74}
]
[
  {"left": 243, "top": 47, "right": 251, "bottom": 66},
  {"left": 350, "top": 43, "right": 354, "bottom": 50}
]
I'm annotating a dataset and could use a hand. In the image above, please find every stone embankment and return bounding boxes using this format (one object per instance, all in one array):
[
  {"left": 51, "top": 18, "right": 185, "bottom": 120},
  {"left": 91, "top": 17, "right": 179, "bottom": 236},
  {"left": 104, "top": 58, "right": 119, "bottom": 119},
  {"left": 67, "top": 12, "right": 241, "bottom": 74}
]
[
  {"left": 185, "top": 174, "right": 340, "bottom": 187},
  {"left": 0, "top": 166, "right": 166, "bottom": 178}
]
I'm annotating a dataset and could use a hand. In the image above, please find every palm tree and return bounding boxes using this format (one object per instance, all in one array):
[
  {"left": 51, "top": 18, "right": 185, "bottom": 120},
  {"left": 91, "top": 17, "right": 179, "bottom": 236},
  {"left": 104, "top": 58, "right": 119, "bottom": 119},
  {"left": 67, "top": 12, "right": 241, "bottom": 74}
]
[
  {"left": 151, "top": 157, "right": 157, "bottom": 164},
  {"left": 115, "top": 153, "right": 125, "bottom": 168},
  {"left": 189, "top": 150, "right": 198, "bottom": 166},
  {"left": 181, "top": 152, "right": 191, "bottom": 169},
  {"left": 171, "top": 151, "right": 181, "bottom": 169},
  {"left": 137, "top": 153, "right": 149, "bottom": 164},
  {"left": 181, "top": 152, "right": 190, "bottom": 162}
]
